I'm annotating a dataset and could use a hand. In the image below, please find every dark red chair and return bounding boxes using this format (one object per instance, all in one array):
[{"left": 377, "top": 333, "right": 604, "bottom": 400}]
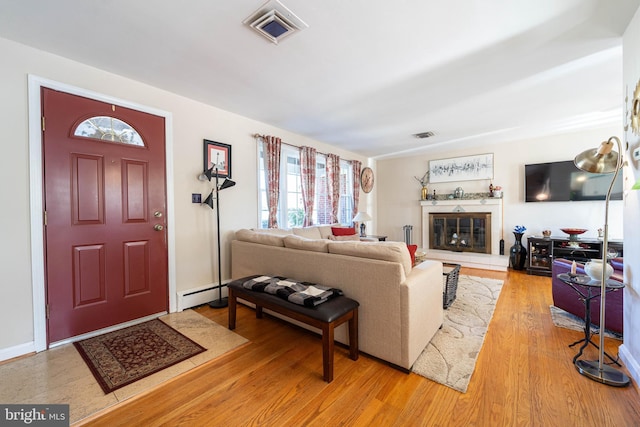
[{"left": 551, "top": 258, "right": 624, "bottom": 334}]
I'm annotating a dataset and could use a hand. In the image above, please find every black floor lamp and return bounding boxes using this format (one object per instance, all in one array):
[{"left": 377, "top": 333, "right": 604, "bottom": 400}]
[
  {"left": 573, "top": 136, "right": 629, "bottom": 387},
  {"left": 201, "top": 166, "right": 236, "bottom": 308}
]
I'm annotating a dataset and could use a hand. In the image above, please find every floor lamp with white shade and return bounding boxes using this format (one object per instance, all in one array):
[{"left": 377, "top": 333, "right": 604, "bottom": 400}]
[{"left": 573, "top": 136, "right": 630, "bottom": 387}]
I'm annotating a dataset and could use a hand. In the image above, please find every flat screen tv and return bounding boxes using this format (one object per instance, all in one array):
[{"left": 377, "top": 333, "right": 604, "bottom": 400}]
[{"left": 525, "top": 160, "right": 623, "bottom": 202}]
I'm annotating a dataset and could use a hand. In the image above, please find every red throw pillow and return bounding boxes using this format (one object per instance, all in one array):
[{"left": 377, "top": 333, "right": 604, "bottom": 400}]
[
  {"left": 407, "top": 244, "right": 418, "bottom": 266},
  {"left": 331, "top": 227, "right": 357, "bottom": 236}
]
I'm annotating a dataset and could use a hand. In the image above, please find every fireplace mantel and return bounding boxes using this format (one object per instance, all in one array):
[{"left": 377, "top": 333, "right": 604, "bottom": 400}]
[{"left": 420, "top": 198, "right": 508, "bottom": 271}]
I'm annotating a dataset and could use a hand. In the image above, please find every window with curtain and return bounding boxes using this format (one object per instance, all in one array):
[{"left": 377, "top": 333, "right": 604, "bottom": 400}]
[
  {"left": 338, "top": 159, "right": 354, "bottom": 225},
  {"left": 258, "top": 144, "right": 355, "bottom": 228}
]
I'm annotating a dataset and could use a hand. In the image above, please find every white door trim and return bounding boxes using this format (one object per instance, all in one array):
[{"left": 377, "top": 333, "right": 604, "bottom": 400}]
[{"left": 27, "top": 75, "right": 177, "bottom": 352}]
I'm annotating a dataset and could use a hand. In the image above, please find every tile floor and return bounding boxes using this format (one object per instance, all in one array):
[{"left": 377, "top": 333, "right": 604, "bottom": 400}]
[{"left": 0, "top": 310, "right": 248, "bottom": 424}]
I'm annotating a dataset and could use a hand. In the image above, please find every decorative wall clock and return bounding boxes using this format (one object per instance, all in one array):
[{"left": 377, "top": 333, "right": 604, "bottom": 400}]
[{"left": 361, "top": 167, "right": 374, "bottom": 193}]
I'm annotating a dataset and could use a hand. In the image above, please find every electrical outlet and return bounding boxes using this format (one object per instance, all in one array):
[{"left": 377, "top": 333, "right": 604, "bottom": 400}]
[{"left": 192, "top": 193, "right": 201, "bottom": 203}]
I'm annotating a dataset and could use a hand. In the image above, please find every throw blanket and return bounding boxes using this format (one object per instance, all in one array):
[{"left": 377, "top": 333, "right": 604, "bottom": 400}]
[{"left": 243, "top": 276, "right": 343, "bottom": 307}]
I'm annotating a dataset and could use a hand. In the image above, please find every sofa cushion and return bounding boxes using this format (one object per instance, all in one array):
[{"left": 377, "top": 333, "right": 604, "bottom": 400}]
[
  {"left": 327, "top": 241, "right": 412, "bottom": 275},
  {"left": 293, "top": 227, "right": 323, "bottom": 239},
  {"left": 252, "top": 228, "right": 293, "bottom": 236},
  {"left": 235, "top": 229, "right": 285, "bottom": 247},
  {"left": 283, "top": 235, "right": 330, "bottom": 252},
  {"left": 331, "top": 226, "right": 357, "bottom": 236},
  {"left": 329, "top": 234, "right": 361, "bottom": 241}
]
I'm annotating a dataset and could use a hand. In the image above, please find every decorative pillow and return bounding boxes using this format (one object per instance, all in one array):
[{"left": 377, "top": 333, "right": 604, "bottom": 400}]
[
  {"left": 331, "top": 226, "right": 357, "bottom": 236},
  {"left": 292, "top": 226, "right": 323, "bottom": 239},
  {"left": 329, "top": 234, "right": 361, "bottom": 241},
  {"left": 317, "top": 225, "right": 336, "bottom": 239},
  {"left": 407, "top": 244, "right": 418, "bottom": 266},
  {"left": 283, "top": 235, "right": 330, "bottom": 252}
]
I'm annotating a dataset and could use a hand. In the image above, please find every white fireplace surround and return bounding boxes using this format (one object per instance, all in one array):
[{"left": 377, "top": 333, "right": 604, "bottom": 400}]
[{"left": 420, "top": 198, "right": 509, "bottom": 271}]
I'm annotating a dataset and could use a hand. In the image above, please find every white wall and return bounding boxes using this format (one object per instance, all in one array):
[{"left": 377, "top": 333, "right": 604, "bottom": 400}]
[
  {"left": 376, "top": 127, "right": 624, "bottom": 249},
  {"left": 0, "top": 37, "right": 370, "bottom": 358},
  {"left": 621, "top": 7, "right": 640, "bottom": 386}
]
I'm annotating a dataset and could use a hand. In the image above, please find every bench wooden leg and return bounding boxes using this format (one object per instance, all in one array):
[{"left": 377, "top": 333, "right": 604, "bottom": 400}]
[
  {"left": 228, "top": 288, "right": 237, "bottom": 330},
  {"left": 322, "top": 323, "right": 335, "bottom": 382},
  {"left": 256, "top": 305, "right": 263, "bottom": 319},
  {"left": 348, "top": 308, "right": 359, "bottom": 361}
]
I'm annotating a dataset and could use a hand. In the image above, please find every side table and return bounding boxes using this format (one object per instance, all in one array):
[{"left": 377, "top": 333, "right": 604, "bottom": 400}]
[{"left": 556, "top": 273, "right": 625, "bottom": 372}]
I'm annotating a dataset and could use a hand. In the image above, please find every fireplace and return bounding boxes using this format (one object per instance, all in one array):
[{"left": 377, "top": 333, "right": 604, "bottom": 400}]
[
  {"left": 429, "top": 212, "right": 491, "bottom": 254},
  {"left": 420, "top": 197, "right": 506, "bottom": 271}
]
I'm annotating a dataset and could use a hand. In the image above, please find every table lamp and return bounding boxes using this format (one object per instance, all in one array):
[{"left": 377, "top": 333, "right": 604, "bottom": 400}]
[{"left": 352, "top": 212, "right": 372, "bottom": 237}]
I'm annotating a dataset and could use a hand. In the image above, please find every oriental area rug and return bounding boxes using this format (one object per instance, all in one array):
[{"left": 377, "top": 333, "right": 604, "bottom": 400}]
[
  {"left": 74, "top": 317, "right": 207, "bottom": 393},
  {"left": 0, "top": 310, "right": 249, "bottom": 424},
  {"left": 412, "top": 275, "right": 504, "bottom": 393}
]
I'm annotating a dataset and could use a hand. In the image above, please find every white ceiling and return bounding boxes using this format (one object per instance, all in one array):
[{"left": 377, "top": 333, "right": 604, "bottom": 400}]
[{"left": 0, "top": 0, "right": 638, "bottom": 158}]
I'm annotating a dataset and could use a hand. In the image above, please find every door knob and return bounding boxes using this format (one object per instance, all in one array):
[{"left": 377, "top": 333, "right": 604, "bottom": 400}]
[{"left": 154, "top": 224, "right": 164, "bottom": 231}]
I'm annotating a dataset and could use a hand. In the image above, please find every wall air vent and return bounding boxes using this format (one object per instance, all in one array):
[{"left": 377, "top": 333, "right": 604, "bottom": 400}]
[
  {"left": 243, "top": 0, "right": 308, "bottom": 45},
  {"left": 413, "top": 131, "right": 436, "bottom": 139}
]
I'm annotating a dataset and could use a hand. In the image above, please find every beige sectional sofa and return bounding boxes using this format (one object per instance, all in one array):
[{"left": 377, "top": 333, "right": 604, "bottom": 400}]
[{"left": 230, "top": 225, "right": 444, "bottom": 370}]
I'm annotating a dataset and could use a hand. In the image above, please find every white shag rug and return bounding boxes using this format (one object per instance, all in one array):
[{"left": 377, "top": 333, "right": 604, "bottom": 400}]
[{"left": 411, "top": 275, "right": 504, "bottom": 393}]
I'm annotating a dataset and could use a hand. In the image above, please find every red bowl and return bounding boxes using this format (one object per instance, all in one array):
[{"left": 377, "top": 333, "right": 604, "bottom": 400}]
[{"left": 560, "top": 228, "right": 588, "bottom": 235}]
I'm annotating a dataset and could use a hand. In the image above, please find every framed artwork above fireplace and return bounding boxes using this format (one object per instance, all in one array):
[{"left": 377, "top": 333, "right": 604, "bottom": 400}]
[{"left": 429, "top": 153, "right": 493, "bottom": 183}]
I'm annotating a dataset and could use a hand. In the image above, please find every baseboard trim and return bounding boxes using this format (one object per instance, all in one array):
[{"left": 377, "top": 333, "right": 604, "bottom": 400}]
[
  {"left": 0, "top": 342, "right": 36, "bottom": 363},
  {"left": 177, "top": 282, "right": 229, "bottom": 311},
  {"left": 619, "top": 343, "right": 639, "bottom": 387}
]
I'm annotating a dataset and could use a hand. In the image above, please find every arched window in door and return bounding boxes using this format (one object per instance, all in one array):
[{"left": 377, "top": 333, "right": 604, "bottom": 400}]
[{"left": 73, "top": 116, "right": 145, "bottom": 146}]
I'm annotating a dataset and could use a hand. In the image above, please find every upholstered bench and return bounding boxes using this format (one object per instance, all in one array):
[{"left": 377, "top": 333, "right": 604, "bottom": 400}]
[{"left": 227, "top": 275, "right": 359, "bottom": 382}]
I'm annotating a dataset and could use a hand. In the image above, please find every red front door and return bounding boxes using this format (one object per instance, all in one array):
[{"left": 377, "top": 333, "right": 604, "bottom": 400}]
[{"left": 42, "top": 88, "right": 168, "bottom": 343}]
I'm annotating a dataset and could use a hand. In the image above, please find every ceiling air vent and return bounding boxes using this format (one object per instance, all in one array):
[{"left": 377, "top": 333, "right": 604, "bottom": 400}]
[
  {"left": 413, "top": 131, "right": 436, "bottom": 139},
  {"left": 243, "top": 0, "right": 308, "bottom": 45}
]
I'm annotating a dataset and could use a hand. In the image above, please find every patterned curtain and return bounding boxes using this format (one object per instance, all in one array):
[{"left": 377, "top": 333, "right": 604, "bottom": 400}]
[
  {"left": 351, "top": 160, "right": 362, "bottom": 217},
  {"left": 326, "top": 154, "right": 341, "bottom": 224},
  {"left": 300, "top": 146, "right": 317, "bottom": 227},
  {"left": 262, "top": 136, "right": 281, "bottom": 228}
]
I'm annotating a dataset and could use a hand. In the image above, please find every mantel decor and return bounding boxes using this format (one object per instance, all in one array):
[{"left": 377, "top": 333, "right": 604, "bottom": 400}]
[
  {"left": 429, "top": 153, "right": 493, "bottom": 184},
  {"left": 203, "top": 139, "right": 232, "bottom": 179},
  {"left": 414, "top": 171, "right": 430, "bottom": 200}
]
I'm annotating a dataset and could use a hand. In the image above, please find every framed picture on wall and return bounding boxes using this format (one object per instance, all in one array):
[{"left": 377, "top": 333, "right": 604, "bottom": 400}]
[
  {"left": 429, "top": 153, "right": 493, "bottom": 183},
  {"left": 203, "top": 139, "right": 232, "bottom": 179}
]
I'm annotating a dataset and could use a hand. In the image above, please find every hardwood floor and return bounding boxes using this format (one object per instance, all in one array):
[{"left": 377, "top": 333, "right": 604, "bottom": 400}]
[{"left": 80, "top": 269, "right": 640, "bottom": 426}]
